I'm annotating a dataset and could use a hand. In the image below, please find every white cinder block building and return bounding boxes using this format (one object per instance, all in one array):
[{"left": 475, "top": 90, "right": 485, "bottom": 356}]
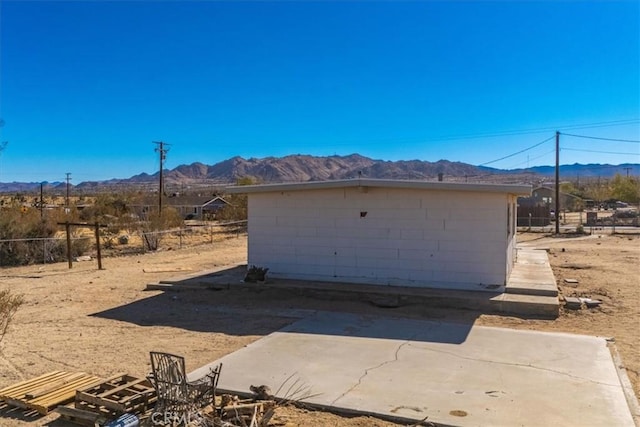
[{"left": 228, "top": 179, "right": 531, "bottom": 291}]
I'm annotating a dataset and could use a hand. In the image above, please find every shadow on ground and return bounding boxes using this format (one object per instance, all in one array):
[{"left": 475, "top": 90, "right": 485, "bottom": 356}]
[
  {"left": 89, "top": 289, "right": 299, "bottom": 337},
  {"left": 91, "top": 264, "right": 481, "bottom": 343},
  {"left": 0, "top": 405, "right": 43, "bottom": 423}
]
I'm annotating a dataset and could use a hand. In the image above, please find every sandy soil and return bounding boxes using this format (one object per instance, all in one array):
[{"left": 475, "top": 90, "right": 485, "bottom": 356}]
[{"left": 0, "top": 231, "right": 638, "bottom": 426}]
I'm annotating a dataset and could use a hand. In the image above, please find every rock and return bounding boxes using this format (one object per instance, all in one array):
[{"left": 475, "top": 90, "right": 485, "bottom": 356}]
[
  {"left": 579, "top": 297, "right": 602, "bottom": 308},
  {"left": 564, "top": 296, "right": 582, "bottom": 310},
  {"left": 563, "top": 278, "right": 579, "bottom": 288}
]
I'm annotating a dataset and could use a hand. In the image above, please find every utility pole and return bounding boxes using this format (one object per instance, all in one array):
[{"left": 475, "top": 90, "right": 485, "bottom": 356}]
[
  {"left": 153, "top": 141, "right": 170, "bottom": 216},
  {"left": 555, "top": 131, "right": 560, "bottom": 235},
  {"left": 40, "top": 182, "right": 44, "bottom": 219},
  {"left": 65, "top": 172, "right": 72, "bottom": 209},
  {"left": 623, "top": 167, "right": 632, "bottom": 177}
]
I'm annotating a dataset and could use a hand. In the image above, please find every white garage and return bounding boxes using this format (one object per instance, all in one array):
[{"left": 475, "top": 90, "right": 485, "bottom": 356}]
[{"left": 228, "top": 179, "right": 531, "bottom": 291}]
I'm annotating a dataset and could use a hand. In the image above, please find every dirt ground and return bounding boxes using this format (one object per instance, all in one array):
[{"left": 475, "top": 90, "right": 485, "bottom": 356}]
[{"left": 0, "top": 231, "right": 638, "bottom": 426}]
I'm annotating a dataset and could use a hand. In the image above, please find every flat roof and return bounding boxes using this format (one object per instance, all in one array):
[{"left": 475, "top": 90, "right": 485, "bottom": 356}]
[{"left": 227, "top": 178, "right": 531, "bottom": 196}]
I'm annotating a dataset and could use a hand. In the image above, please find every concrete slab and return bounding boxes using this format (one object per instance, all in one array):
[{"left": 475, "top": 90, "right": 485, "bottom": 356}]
[
  {"left": 506, "top": 249, "right": 559, "bottom": 297},
  {"left": 190, "top": 312, "right": 637, "bottom": 427},
  {"left": 490, "top": 292, "right": 560, "bottom": 318}
]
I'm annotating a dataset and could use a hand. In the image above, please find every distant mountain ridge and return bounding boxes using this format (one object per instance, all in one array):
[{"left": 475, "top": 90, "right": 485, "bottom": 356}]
[{"left": 0, "top": 154, "right": 637, "bottom": 192}]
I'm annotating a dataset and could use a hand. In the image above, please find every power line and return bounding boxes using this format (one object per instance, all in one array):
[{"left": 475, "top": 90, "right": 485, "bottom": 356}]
[
  {"left": 479, "top": 135, "right": 555, "bottom": 167},
  {"left": 505, "top": 148, "right": 557, "bottom": 169},
  {"left": 559, "top": 120, "right": 639, "bottom": 131},
  {"left": 563, "top": 147, "right": 640, "bottom": 156},
  {"left": 560, "top": 133, "right": 640, "bottom": 143},
  {"left": 323, "top": 118, "right": 640, "bottom": 148}
]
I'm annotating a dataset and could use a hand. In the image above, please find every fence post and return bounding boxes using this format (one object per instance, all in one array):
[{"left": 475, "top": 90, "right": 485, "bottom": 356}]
[
  {"left": 65, "top": 222, "right": 73, "bottom": 269},
  {"left": 179, "top": 229, "right": 183, "bottom": 249},
  {"left": 94, "top": 222, "right": 103, "bottom": 270},
  {"left": 612, "top": 214, "right": 616, "bottom": 234}
]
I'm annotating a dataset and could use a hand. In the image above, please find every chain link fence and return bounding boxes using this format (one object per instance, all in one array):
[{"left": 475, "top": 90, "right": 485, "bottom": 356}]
[
  {"left": 517, "top": 210, "right": 639, "bottom": 234},
  {"left": 0, "top": 221, "right": 247, "bottom": 268}
]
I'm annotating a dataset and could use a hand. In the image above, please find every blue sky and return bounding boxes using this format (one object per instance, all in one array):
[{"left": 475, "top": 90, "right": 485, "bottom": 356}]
[{"left": 0, "top": 0, "right": 638, "bottom": 183}]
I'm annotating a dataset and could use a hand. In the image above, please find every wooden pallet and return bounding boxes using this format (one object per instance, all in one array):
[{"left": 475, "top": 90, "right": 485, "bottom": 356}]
[
  {"left": 0, "top": 371, "right": 104, "bottom": 415},
  {"left": 75, "top": 373, "right": 156, "bottom": 417}
]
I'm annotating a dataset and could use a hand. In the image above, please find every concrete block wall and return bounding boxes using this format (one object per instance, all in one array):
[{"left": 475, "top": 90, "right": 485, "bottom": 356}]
[{"left": 247, "top": 186, "right": 513, "bottom": 288}]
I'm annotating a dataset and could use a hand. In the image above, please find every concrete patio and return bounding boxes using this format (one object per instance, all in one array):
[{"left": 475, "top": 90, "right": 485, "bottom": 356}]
[{"left": 189, "top": 312, "right": 637, "bottom": 427}]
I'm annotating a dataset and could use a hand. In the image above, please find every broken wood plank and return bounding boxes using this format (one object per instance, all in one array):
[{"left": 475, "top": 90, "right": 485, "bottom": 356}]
[
  {"left": 56, "top": 405, "right": 106, "bottom": 426},
  {"left": 222, "top": 401, "right": 275, "bottom": 417}
]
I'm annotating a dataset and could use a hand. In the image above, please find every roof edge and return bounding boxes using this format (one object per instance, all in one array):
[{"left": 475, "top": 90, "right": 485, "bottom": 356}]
[{"left": 227, "top": 178, "right": 531, "bottom": 196}]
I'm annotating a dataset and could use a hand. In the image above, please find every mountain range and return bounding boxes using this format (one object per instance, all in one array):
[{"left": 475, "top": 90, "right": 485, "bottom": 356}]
[{"left": 0, "top": 154, "right": 637, "bottom": 193}]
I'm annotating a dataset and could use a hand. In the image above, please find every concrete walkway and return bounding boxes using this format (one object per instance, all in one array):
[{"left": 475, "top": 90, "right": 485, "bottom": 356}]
[{"left": 190, "top": 312, "right": 637, "bottom": 427}]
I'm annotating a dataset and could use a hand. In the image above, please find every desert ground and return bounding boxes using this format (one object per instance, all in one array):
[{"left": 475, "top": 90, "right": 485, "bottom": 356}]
[{"left": 0, "top": 230, "right": 638, "bottom": 426}]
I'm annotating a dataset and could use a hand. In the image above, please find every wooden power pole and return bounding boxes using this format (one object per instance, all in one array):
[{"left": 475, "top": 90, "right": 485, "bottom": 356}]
[
  {"left": 65, "top": 172, "right": 72, "bottom": 209},
  {"left": 555, "top": 131, "right": 560, "bottom": 235},
  {"left": 153, "top": 141, "right": 169, "bottom": 216}
]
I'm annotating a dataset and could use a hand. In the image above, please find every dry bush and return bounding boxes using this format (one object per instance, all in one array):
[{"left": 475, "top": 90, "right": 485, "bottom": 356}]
[
  {"left": 0, "top": 289, "right": 24, "bottom": 344},
  {"left": 140, "top": 207, "right": 184, "bottom": 251},
  {"left": 0, "top": 205, "right": 91, "bottom": 266}
]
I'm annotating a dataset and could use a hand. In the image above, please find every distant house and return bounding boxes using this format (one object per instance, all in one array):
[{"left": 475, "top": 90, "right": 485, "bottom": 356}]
[
  {"left": 131, "top": 195, "right": 230, "bottom": 220},
  {"left": 518, "top": 186, "right": 584, "bottom": 210},
  {"left": 228, "top": 178, "right": 531, "bottom": 290},
  {"left": 517, "top": 186, "right": 584, "bottom": 225}
]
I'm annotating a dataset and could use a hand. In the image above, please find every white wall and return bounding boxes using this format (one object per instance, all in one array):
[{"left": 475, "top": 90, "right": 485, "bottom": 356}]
[{"left": 247, "top": 186, "right": 513, "bottom": 289}]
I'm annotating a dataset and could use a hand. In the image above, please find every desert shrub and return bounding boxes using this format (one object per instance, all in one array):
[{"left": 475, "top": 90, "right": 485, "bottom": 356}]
[
  {"left": 215, "top": 194, "right": 247, "bottom": 222},
  {"left": 0, "top": 205, "right": 90, "bottom": 266},
  {"left": 0, "top": 289, "right": 24, "bottom": 344},
  {"left": 139, "top": 207, "right": 184, "bottom": 251},
  {"left": 79, "top": 192, "right": 137, "bottom": 223}
]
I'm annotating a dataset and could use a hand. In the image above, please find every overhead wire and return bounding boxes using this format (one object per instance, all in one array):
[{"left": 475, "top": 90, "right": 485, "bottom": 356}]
[
  {"left": 560, "top": 133, "right": 640, "bottom": 143},
  {"left": 323, "top": 118, "right": 639, "bottom": 148},
  {"left": 562, "top": 147, "right": 640, "bottom": 156},
  {"left": 479, "top": 135, "right": 555, "bottom": 167},
  {"left": 504, "top": 148, "right": 557, "bottom": 169}
]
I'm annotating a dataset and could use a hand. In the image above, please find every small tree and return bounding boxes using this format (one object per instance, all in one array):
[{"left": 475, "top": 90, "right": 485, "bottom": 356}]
[
  {"left": 584, "top": 179, "right": 612, "bottom": 206},
  {"left": 610, "top": 174, "right": 640, "bottom": 204}
]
